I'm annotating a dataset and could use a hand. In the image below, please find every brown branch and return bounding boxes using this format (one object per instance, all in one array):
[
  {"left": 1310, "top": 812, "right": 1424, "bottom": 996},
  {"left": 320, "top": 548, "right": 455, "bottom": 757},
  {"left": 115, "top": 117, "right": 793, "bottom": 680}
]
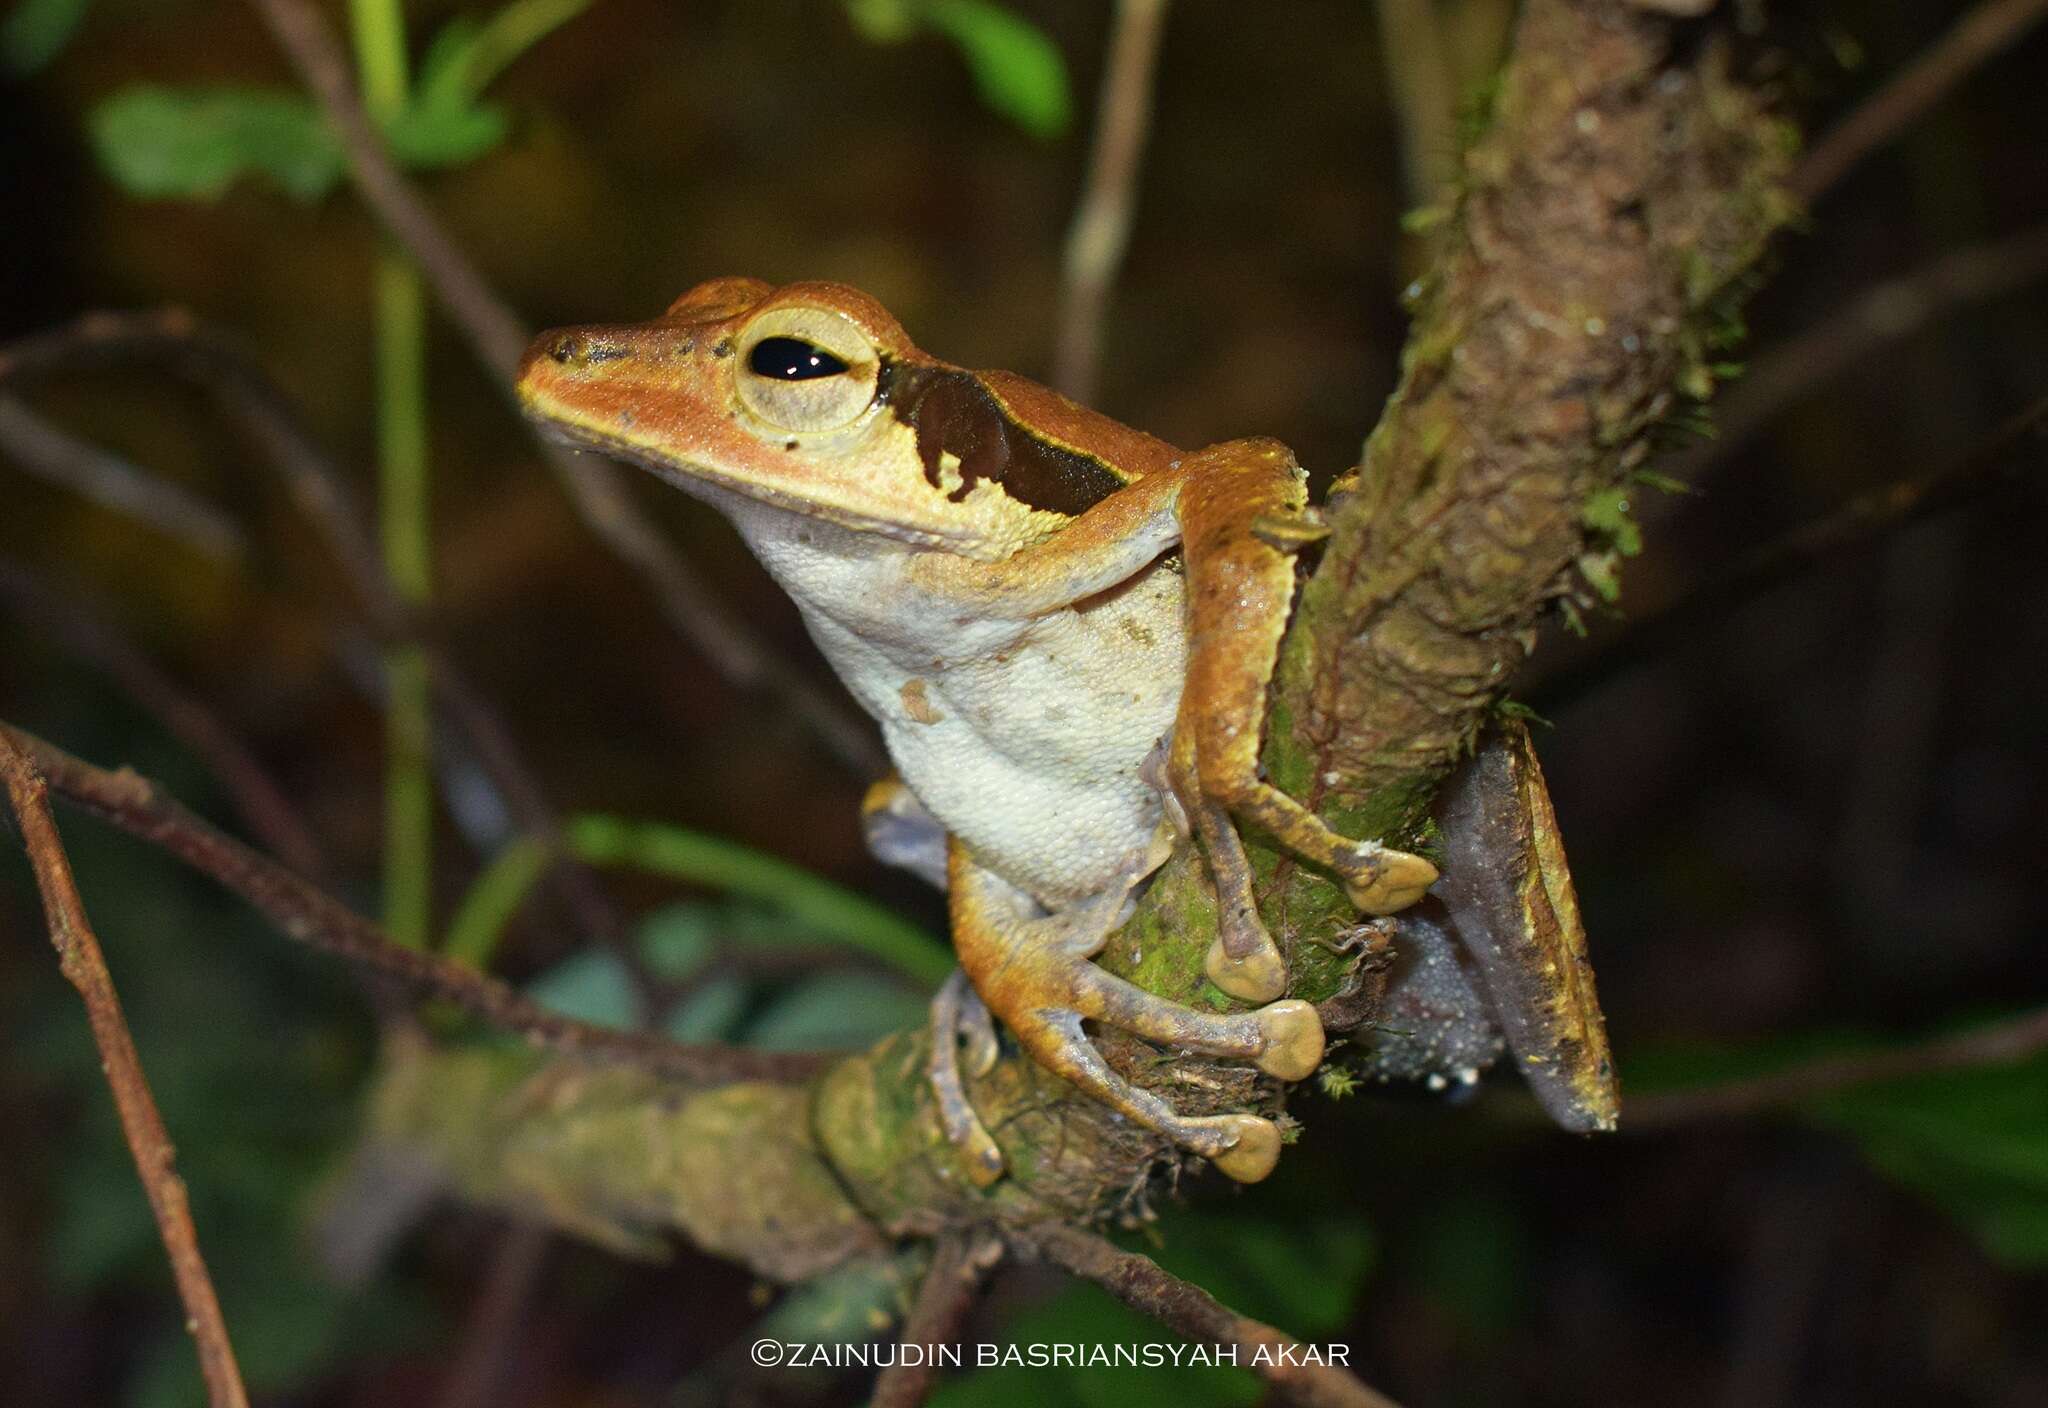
[
  {"left": 1537, "top": 387, "right": 2048, "bottom": 709},
  {"left": 1, "top": 721, "right": 832, "bottom": 1085},
  {"left": 1049, "top": 0, "right": 1169, "bottom": 403},
  {"left": 243, "top": 0, "right": 883, "bottom": 777},
  {"left": 1677, "top": 221, "right": 2048, "bottom": 478},
  {"left": 1623, "top": 1005, "right": 2048, "bottom": 1129},
  {"left": 871, "top": 1232, "right": 1000, "bottom": 1408},
  {"left": 0, "top": 732, "right": 251, "bottom": 1408},
  {"left": 0, "top": 395, "right": 246, "bottom": 561},
  {"left": 433, "top": 1224, "right": 551, "bottom": 1408},
  {"left": 0, "top": 557, "right": 329, "bottom": 878},
  {"left": 0, "top": 309, "right": 622, "bottom": 946},
  {"left": 1033, "top": 1224, "right": 1402, "bottom": 1408},
  {"left": 1792, "top": 0, "right": 2048, "bottom": 203}
]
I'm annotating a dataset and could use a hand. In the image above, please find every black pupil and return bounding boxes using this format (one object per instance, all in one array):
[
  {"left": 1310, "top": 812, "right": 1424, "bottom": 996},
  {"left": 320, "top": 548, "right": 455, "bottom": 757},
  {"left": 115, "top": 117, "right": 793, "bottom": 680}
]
[{"left": 749, "top": 337, "right": 849, "bottom": 380}]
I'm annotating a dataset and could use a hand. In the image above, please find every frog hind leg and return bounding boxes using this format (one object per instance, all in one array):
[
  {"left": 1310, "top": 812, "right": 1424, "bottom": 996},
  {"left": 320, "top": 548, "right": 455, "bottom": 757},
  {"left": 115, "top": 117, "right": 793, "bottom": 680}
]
[
  {"left": 1172, "top": 439, "right": 1440, "bottom": 979},
  {"left": 946, "top": 843, "right": 1320, "bottom": 1185}
]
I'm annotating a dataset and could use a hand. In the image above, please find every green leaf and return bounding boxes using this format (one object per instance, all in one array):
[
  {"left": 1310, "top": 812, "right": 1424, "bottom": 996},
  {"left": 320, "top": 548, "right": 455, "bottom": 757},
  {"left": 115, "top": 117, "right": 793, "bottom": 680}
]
[
  {"left": 387, "top": 0, "right": 594, "bottom": 170},
  {"left": 524, "top": 949, "right": 643, "bottom": 1031},
  {"left": 635, "top": 901, "right": 722, "bottom": 982},
  {"left": 1632, "top": 1021, "right": 2048, "bottom": 1268},
  {"left": 1811, "top": 1050, "right": 2048, "bottom": 1267},
  {"left": 89, "top": 86, "right": 345, "bottom": 202},
  {"left": 442, "top": 834, "right": 552, "bottom": 971},
  {"left": 756, "top": 1251, "right": 924, "bottom": 1344},
  {"left": 662, "top": 973, "right": 749, "bottom": 1043},
  {"left": 845, "top": 0, "right": 1071, "bottom": 139},
  {"left": 924, "top": 0, "right": 1070, "bottom": 138},
  {"left": 744, "top": 972, "right": 932, "bottom": 1050},
  {"left": 2, "top": 0, "right": 93, "bottom": 75}
]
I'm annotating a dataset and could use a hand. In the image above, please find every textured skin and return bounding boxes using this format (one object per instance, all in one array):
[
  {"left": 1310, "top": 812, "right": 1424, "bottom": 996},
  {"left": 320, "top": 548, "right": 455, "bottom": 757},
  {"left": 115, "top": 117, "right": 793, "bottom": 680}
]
[{"left": 730, "top": 489, "right": 1188, "bottom": 906}]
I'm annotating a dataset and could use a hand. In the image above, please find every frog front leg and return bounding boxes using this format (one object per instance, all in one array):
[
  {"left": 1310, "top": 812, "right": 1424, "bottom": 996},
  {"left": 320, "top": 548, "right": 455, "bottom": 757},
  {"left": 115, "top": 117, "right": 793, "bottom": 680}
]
[
  {"left": 1171, "top": 438, "right": 1440, "bottom": 1002},
  {"left": 946, "top": 840, "right": 1322, "bottom": 1184}
]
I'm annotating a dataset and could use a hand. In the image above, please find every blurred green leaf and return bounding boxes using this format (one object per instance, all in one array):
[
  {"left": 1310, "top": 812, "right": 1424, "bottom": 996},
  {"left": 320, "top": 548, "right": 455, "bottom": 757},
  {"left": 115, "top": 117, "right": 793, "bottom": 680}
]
[
  {"left": 844, "top": 0, "right": 1070, "bottom": 139},
  {"left": 744, "top": 971, "right": 931, "bottom": 1049},
  {"left": 923, "top": 0, "right": 1071, "bottom": 138},
  {"left": 1, "top": 0, "right": 92, "bottom": 74},
  {"left": 387, "top": 0, "right": 593, "bottom": 169},
  {"left": 662, "top": 972, "right": 750, "bottom": 1042},
  {"left": 1811, "top": 1051, "right": 2048, "bottom": 1267},
  {"left": 1409, "top": 1192, "right": 1526, "bottom": 1335},
  {"left": 89, "top": 86, "right": 346, "bottom": 201},
  {"left": 524, "top": 948, "right": 644, "bottom": 1030},
  {"left": 441, "top": 834, "right": 551, "bottom": 971},
  {"left": 757, "top": 1251, "right": 924, "bottom": 1344},
  {"left": 636, "top": 900, "right": 723, "bottom": 981},
  {"left": 1632, "top": 1019, "right": 2048, "bottom": 1267}
]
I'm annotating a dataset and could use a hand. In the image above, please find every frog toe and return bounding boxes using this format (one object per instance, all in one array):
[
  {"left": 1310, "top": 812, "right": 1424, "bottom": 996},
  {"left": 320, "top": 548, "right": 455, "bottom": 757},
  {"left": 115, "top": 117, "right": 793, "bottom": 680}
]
[
  {"left": 1196, "top": 1115, "right": 1283, "bottom": 1183},
  {"left": 1342, "top": 845, "right": 1440, "bottom": 915},
  {"left": 1253, "top": 999, "right": 1325, "bottom": 1081},
  {"left": 1205, "top": 932, "right": 1288, "bottom": 1003}
]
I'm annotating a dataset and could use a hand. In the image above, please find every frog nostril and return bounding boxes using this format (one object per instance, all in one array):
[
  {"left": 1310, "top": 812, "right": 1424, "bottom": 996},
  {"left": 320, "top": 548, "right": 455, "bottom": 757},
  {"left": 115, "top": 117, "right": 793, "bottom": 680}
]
[{"left": 548, "top": 335, "right": 582, "bottom": 365}]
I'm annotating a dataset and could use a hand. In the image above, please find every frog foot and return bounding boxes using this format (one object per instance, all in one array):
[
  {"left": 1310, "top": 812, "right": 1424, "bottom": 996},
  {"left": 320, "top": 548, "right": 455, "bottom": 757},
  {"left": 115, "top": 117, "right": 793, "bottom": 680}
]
[
  {"left": 1337, "top": 841, "right": 1439, "bottom": 916},
  {"left": 929, "top": 969, "right": 1005, "bottom": 1188},
  {"left": 947, "top": 855, "right": 1323, "bottom": 1184}
]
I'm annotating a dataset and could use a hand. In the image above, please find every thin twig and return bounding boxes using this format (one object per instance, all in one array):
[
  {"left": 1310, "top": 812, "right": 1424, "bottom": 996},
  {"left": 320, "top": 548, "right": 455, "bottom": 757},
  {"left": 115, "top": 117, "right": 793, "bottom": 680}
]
[
  {"left": 1624, "top": 1005, "right": 2048, "bottom": 1129},
  {"left": 872, "top": 1233, "right": 1000, "bottom": 1408},
  {"left": 1033, "top": 1224, "right": 1402, "bottom": 1408},
  {"left": 0, "top": 310, "right": 622, "bottom": 947},
  {"left": 433, "top": 1224, "right": 551, "bottom": 1408},
  {"left": 0, "top": 732, "right": 251, "bottom": 1408},
  {"left": 1050, "top": 0, "right": 1170, "bottom": 403},
  {"left": 0, "top": 395, "right": 246, "bottom": 561},
  {"left": 1, "top": 722, "right": 834, "bottom": 1085},
  {"left": 1792, "top": 0, "right": 2048, "bottom": 203},
  {"left": 1373, "top": 0, "right": 1461, "bottom": 212},
  {"left": 1682, "top": 221, "right": 2048, "bottom": 477},
  {"left": 0, "top": 556, "right": 329, "bottom": 878},
  {"left": 243, "top": 0, "right": 883, "bottom": 776},
  {"left": 1538, "top": 388, "right": 2048, "bottom": 710}
]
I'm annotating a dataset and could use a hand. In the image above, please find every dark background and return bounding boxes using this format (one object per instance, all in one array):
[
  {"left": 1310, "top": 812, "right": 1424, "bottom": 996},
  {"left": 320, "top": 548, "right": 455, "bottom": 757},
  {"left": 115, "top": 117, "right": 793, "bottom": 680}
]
[{"left": 3, "top": 1, "right": 2045, "bottom": 1404}]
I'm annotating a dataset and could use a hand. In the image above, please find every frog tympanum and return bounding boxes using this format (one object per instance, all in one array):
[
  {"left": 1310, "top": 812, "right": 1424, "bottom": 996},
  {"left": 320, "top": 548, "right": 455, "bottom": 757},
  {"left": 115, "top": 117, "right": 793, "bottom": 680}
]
[{"left": 518, "top": 278, "right": 1613, "bottom": 1186}]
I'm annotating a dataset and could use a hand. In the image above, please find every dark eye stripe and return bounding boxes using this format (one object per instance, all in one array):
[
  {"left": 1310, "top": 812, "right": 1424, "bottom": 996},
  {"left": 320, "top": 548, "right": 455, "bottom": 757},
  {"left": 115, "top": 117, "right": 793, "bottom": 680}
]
[{"left": 748, "top": 336, "right": 850, "bottom": 380}]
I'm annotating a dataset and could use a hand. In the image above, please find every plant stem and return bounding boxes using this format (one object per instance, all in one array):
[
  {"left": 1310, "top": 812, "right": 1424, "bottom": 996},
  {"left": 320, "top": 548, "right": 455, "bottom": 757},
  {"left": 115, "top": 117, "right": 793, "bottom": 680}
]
[{"left": 349, "top": 0, "right": 435, "bottom": 948}]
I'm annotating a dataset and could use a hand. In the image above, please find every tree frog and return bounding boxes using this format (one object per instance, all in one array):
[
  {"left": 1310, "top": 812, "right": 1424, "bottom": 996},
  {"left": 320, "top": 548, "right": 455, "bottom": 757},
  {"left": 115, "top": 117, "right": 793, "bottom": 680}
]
[{"left": 519, "top": 278, "right": 1491, "bottom": 1185}]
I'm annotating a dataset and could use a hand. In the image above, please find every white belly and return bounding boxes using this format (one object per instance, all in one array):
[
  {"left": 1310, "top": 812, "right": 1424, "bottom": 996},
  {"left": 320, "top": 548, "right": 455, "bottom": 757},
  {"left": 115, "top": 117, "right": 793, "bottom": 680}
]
[{"left": 734, "top": 506, "right": 1186, "bottom": 906}]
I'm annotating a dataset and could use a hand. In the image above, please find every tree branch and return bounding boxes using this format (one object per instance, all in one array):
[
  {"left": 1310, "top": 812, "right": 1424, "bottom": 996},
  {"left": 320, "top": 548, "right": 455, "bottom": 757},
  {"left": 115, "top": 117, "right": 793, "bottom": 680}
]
[
  {"left": 871, "top": 1232, "right": 1001, "bottom": 1408},
  {"left": 1, "top": 722, "right": 827, "bottom": 1085},
  {"left": 1051, "top": 0, "right": 1170, "bottom": 403},
  {"left": 0, "top": 556, "right": 330, "bottom": 878},
  {"left": 1537, "top": 386, "right": 2048, "bottom": 709},
  {"left": 1623, "top": 1005, "right": 2048, "bottom": 1129},
  {"left": 0, "top": 395, "right": 245, "bottom": 561},
  {"left": 1791, "top": 0, "right": 2048, "bottom": 203},
  {"left": 0, "top": 309, "right": 622, "bottom": 945},
  {"left": 0, "top": 731, "right": 250, "bottom": 1408},
  {"left": 1033, "top": 1223, "right": 1402, "bottom": 1408}
]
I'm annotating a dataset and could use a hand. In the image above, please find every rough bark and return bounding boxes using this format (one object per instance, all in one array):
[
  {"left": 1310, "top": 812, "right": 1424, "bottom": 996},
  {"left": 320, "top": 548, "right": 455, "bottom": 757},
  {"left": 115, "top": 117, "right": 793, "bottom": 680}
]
[{"left": 359, "top": 0, "right": 1794, "bottom": 1282}]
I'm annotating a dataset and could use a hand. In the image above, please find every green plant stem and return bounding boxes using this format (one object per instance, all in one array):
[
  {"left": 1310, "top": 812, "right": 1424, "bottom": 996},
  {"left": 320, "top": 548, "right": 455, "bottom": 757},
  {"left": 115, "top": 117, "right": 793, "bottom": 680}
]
[
  {"left": 349, "top": 0, "right": 435, "bottom": 949},
  {"left": 567, "top": 814, "right": 954, "bottom": 985}
]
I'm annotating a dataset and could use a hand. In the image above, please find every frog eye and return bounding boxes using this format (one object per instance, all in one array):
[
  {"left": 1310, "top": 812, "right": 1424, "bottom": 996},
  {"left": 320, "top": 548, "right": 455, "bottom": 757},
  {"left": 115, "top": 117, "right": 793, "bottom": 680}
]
[{"left": 734, "top": 307, "right": 879, "bottom": 433}]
